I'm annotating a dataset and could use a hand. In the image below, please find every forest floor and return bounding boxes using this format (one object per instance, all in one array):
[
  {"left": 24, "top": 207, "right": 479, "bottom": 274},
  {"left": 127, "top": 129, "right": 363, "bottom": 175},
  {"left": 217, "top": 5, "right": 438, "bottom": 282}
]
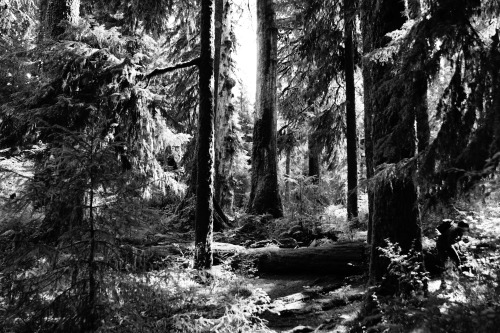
[
  {"left": 250, "top": 273, "right": 365, "bottom": 332},
  {"left": 1, "top": 155, "right": 500, "bottom": 332}
]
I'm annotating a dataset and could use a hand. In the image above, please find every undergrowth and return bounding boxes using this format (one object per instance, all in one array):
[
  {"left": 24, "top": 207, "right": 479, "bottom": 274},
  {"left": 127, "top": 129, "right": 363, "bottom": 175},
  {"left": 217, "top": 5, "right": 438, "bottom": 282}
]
[
  {"left": 98, "top": 266, "right": 272, "bottom": 333},
  {"left": 352, "top": 238, "right": 500, "bottom": 333}
]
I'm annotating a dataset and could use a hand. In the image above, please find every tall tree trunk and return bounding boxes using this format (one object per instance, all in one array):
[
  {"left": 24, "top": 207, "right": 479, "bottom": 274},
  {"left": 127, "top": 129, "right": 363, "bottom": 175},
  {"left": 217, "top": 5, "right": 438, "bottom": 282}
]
[
  {"left": 361, "top": 2, "right": 374, "bottom": 244},
  {"left": 285, "top": 147, "right": 291, "bottom": 201},
  {"left": 39, "top": 0, "right": 80, "bottom": 40},
  {"left": 247, "top": 0, "right": 283, "bottom": 218},
  {"left": 308, "top": 133, "right": 320, "bottom": 184},
  {"left": 344, "top": 0, "right": 358, "bottom": 222},
  {"left": 194, "top": 0, "right": 215, "bottom": 270},
  {"left": 361, "top": 0, "right": 422, "bottom": 284},
  {"left": 489, "top": 32, "right": 500, "bottom": 160},
  {"left": 214, "top": 0, "right": 237, "bottom": 215},
  {"left": 407, "top": 0, "right": 430, "bottom": 153}
]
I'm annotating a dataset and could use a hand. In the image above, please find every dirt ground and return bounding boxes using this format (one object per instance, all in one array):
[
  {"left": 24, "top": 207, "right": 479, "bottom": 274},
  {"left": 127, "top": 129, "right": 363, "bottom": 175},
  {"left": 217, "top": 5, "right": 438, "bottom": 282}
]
[{"left": 248, "top": 273, "right": 365, "bottom": 332}]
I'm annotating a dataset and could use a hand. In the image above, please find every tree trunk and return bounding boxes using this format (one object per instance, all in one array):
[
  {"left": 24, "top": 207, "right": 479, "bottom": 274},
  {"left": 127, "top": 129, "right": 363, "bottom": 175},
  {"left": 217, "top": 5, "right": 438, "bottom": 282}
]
[
  {"left": 285, "top": 148, "right": 291, "bottom": 201},
  {"left": 489, "top": 32, "right": 500, "bottom": 159},
  {"left": 414, "top": 70, "right": 430, "bottom": 152},
  {"left": 194, "top": 0, "right": 215, "bottom": 270},
  {"left": 362, "top": 78, "right": 374, "bottom": 244},
  {"left": 344, "top": 0, "right": 358, "bottom": 222},
  {"left": 406, "top": 0, "right": 430, "bottom": 153},
  {"left": 308, "top": 133, "right": 320, "bottom": 184},
  {"left": 214, "top": 0, "right": 237, "bottom": 215},
  {"left": 361, "top": 3, "right": 374, "bottom": 244},
  {"left": 39, "top": 0, "right": 80, "bottom": 40},
  {"left": 361, "top": 0, "right": 423, "bottom": 284},
  {"left": 247, "top": 0, "right": 283, "bottom": 218}
]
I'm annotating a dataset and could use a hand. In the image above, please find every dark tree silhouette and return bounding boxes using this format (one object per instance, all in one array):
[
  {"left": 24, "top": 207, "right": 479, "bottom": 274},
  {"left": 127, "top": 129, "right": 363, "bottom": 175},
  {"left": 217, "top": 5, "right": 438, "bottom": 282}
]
[
  {"left": 194, "top": 0, "right": 215, "bottom": 269},
  {"left": 361, "top": 0, "right": 422, "bottom": 284},
  {"left": 344, "top": 0, "right": 358, "bottom": 223}
]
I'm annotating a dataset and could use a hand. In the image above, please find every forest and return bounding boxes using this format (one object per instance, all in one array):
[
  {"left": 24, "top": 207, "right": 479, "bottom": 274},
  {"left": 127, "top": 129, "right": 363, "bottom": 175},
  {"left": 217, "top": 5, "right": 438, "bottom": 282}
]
[{"left": 0, "top": 0, "right": 499, "bottom": 332}]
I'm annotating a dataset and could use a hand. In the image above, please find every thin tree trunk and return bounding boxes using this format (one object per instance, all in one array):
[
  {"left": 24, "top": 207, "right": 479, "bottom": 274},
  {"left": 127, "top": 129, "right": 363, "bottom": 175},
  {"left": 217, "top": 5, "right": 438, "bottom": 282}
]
[
  {"left": 308, "top": 133, "right": 320, "bottom": 184},
  {"left": 86, "top": 147, "right": 98, "bottom": 331},
  {"left": 285, "top": 148, "right": 291, "bottom": 201},
  {"left": 489, "top": 32, "right": 500, "bottom": 159},
  {"left": 194, "top": 0, "right": 215, "bottom": 270},
  {"left": 361, "top": 2, "right": 374, "bottom": 244},
  {"left": 247, "top": 0, "right": 283, "bottom": 218},
  {"left": 344, "top": 0, "right": 358, "bottom": 222},
  {"left": 407, "top": 0, "right": 430, "bottom": 153}
]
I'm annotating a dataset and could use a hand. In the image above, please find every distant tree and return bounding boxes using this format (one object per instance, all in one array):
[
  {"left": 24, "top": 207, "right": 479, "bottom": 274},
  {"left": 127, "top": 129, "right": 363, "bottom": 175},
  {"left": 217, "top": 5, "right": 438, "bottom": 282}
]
[
  {"left": 277, "top": 0, "right": 358, "bottom": 210},
  {"left": 247, "top": 0, "right": 283, "bottom": 217},
  {"left": 194, "top": 0, "right": 215, "bottom": 269}
]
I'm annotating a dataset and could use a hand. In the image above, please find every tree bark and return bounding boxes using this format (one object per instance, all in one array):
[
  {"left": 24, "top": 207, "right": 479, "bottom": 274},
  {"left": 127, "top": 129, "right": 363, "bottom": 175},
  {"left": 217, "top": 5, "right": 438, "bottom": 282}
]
[
  {"left": 344, "top": 0, "right": 358, "bottom": 222},
  {"left": 39, "top": 0, "right": 80, "bottom": 40},
  {"left": 194, "top": 0, "right": 215, "bottom": 270},
  {"left": 247, "top": 0, "right": 283, "bottom": 218},
  {"left": 285, "top": 147, "right": 291, "bottom": 201},
  {"left": 361, "top": 0, "right": 423, "bottom": 284},
  {"left": 363, "top": 76, "right": 374, "bottom": 244},
  {"left": 489, "top": 32, "right": 500, "bottom": 159},
  {"left": 308, "top": 133, "right": 320, "bottom": 184},
  {"left": 214, "top": 0, "right": 237, "bottom": 215}
]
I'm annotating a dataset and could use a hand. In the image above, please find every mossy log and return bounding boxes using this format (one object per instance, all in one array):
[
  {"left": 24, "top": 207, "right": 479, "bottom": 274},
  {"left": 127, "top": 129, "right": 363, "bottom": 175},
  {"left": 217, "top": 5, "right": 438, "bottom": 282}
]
[
  {"left": 128, "top": 239, "right": 367, "bottom": 274},
  {"left": 237, "top": 241, "right": 368, "bottom": 274}
]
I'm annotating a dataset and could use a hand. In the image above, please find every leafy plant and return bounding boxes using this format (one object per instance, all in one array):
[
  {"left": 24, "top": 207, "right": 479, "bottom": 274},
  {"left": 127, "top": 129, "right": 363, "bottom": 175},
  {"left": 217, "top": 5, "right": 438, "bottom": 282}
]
[{"left": 378, "top": 239, "right": 429, "bottom": 298}]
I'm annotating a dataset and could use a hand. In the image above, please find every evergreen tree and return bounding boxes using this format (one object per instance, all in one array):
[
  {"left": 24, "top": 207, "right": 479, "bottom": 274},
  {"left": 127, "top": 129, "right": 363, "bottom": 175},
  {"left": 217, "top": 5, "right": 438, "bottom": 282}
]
[
  {"left": 248, "top": 0, "right": 284, "bottom": 218},
  {"left": 361, "top": 0, "right": 422, "bottom": 284}
]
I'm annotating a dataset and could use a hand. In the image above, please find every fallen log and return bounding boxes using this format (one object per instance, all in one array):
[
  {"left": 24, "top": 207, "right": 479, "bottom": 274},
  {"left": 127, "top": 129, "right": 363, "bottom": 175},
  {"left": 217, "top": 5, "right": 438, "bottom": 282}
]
[
  {"left": 122, "top": 241, "right": 246, "bottom": 268},
  {"left": 122, "top": 239, "right": 367, "bottom": 275},
  {"left": 147, "top": 242, "right": 245, "bottom": 257},
  {"left": 238, "top": 241, "right": 368, "bottom": 274}
]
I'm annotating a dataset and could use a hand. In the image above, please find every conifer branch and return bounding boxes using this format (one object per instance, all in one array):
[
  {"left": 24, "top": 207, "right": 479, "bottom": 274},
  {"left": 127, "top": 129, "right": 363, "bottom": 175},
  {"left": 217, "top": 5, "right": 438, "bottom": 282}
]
[{"left": 145, "top": 58, "right": 200, "bottom": 80}]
